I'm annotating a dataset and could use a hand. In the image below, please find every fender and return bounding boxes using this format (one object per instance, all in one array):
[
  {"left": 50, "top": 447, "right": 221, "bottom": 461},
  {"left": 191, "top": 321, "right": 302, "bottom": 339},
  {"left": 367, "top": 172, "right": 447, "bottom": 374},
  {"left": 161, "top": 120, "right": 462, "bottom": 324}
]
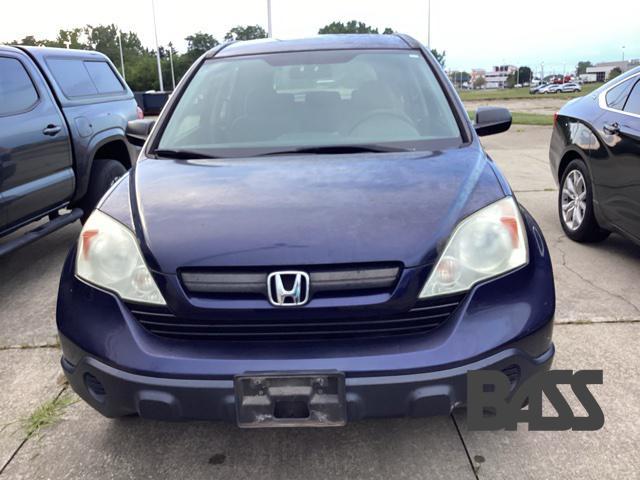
[
  {"left": 72, "top": 127, "right": 134, "bottom": 202},
  {"left": 557, "top": 143, "right": 613, "bottom": 231},
  {"left": 552, "top": 117, "right": 595, "bottom": 184},
  {"left": 558, "top": 144, "right": 590, "bottom": 176}
]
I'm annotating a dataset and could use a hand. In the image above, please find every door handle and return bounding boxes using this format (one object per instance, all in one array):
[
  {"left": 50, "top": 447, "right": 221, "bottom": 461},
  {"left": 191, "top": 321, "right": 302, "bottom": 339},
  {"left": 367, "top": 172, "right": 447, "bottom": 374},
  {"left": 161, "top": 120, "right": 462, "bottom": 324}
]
[
  {"left": 603, "top": 122, "right": 620, "bottom": 135},
  {"left": 42, "top": 124, "right": 62, "bottom": 136}
]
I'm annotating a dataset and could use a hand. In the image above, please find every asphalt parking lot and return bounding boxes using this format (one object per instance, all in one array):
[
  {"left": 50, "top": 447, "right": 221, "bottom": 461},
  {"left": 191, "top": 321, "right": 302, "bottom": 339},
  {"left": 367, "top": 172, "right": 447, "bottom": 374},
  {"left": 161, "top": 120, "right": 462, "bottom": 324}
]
[{"left": 1, "top": 125, "right": 639, "bottom": 479}]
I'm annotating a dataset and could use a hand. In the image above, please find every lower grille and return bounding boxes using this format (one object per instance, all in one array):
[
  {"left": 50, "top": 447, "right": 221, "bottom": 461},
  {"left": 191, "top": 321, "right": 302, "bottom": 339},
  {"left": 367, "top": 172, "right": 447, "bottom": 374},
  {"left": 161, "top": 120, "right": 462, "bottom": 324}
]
[
  {"left": 129, "top": 293, "right": 465, "bottom": 342},
  {"left": 502, "top": 364, "right": 522, "bottom": 391}
]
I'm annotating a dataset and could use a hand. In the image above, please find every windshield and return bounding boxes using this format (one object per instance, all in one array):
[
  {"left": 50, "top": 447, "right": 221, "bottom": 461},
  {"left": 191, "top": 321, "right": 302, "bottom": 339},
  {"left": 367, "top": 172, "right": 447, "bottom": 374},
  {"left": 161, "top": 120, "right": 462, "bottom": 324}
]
[{"left": 157, "top": 49, "right": 462, "bottom": 156}]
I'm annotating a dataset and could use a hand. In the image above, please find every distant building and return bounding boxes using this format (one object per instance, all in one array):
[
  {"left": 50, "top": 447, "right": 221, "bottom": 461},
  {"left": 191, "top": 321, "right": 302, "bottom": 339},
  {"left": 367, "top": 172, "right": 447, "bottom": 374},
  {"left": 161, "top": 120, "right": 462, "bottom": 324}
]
[
  {"left": 586, "top": 60, "right": 640, "bottom": 82},
  {"left": 577, "top": 73, "right": 598, "bottom": 83},
  {"left": 470, "top": 68, "right": 486, "bottom": 87},
  {"left": 482, "top": 65, "right": 517, "bottom": 89}
]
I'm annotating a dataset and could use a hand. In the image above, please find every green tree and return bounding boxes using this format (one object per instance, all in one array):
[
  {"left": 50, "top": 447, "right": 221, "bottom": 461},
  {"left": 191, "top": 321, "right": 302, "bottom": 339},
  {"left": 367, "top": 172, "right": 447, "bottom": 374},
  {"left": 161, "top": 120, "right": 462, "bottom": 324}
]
[
  {"left": 54, "top": 28, "right": 88, "bottom": 49},
  {"left": 11, "top": 35, "right": 52, "bottom": 46},
  {"left": 576, "top": 61, "right": 592, "bottom": 75},
  {"left": 185, "top": 32, "right": 219, "bottom": 58},
  {"left": 224, "top": 25, "right": 267, "bottom": 41},
  {"left": 126, "top": 54, "right": 161, "bottom": 91},
  {"left": 318, "top": 20, "right": 379, "bottom": 34},
  {"left": 517, "top": 66, "right": 532, "bottom": 84},
  {"left": 505, "top": 72, "right": 517, "bottom": 88},
  {"left": 382, "top": 27, "right": 395, "bottom": 34},
  {"left": 473, "top": 75, "right": 486, "bottom": 89},
  {"left": 87, "top": 25, "right": 140, "bottom": 56},
  {"left": 431, "top": 48, "right": 446, "bottom": 67},
  {"left": 84, "top": 25, "right": 147, "bottom": 80},
  {"left": 608, "top": 67, "right": 622, "bottom": 81}
]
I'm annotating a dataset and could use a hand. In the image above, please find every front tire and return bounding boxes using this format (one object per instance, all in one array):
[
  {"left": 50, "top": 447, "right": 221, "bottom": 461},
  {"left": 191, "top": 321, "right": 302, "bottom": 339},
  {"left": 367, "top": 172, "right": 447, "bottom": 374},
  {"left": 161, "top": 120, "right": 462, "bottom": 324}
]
[
  {"left": 78, "top": 159, "right": 127, "bottom": 223},
  {"left": 558, "top": 159, "right": 609, "bottom": 242}
]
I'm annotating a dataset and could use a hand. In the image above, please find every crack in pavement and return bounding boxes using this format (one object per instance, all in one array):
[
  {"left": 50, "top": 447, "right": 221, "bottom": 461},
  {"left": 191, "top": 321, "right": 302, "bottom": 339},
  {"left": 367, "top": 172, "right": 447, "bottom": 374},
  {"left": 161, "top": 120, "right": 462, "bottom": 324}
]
[
  {"left": 556, "top": 318, "right": 640, "bottom": 325},
  {"left": 554, "top": 235, "right": 640, "bottom": 316},
  {"left": 0, "top": 343, "right": 59, "bottom": 352},
  {"left": 0, "top": 386, "right": 68, "bottom": 476},
  {"left": 451, "top": 414, "right": 480, "bottom": 480},
  {"left": 519, "top": 151, "right": 550, "bottom": 166}
]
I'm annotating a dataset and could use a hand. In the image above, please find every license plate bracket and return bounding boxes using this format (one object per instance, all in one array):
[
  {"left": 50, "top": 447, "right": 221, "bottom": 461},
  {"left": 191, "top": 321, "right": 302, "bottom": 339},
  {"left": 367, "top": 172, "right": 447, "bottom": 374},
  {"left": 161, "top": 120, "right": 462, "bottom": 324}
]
[{"left": 234, "top": 372, "right": 346, "bottom": 428}]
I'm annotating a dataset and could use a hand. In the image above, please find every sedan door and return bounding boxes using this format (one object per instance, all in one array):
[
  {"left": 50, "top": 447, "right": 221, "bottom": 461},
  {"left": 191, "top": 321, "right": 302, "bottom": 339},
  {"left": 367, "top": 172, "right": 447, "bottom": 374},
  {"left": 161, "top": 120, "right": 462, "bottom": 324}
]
[
  {"left": 590, "top": 74, "right": 640, "bottom": 239},
  {"left": 0, "top": 52, "right": 74, "bottom": 232}
]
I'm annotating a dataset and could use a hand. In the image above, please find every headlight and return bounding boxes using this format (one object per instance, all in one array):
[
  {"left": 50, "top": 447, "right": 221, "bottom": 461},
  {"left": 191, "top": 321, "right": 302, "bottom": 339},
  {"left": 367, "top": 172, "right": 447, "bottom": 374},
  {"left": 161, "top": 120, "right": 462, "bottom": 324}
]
[
  {"left": 76, "top": 210, "right": 166, "bottom": 305},
  {"left": 420, "top": 197, "right": 528, "bottom": 298}
]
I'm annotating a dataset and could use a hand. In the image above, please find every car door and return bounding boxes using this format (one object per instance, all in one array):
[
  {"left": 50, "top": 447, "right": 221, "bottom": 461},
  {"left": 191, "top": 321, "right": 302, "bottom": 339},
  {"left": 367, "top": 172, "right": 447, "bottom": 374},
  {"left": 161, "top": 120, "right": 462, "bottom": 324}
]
[
  {"left": 590, "top": 73, "right": 640, "bottom": 239},
  {"left": 0, "top": 51, "right": 74, "bottom": 233}
]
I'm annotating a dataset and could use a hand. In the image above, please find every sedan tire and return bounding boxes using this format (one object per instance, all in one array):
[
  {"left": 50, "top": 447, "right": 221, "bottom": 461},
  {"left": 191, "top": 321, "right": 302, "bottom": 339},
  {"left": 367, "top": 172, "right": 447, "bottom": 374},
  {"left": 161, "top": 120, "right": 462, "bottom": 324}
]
[{"left": 559, "top": 159, "right": 610, "bottom": 242}]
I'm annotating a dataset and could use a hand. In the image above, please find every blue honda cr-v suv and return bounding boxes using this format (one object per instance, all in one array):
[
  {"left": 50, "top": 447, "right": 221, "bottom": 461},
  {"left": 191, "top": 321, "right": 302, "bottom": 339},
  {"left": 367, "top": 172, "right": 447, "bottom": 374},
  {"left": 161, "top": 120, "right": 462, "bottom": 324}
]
[{"left": 57, "top": 34, "right": 555, "bottom": 427}]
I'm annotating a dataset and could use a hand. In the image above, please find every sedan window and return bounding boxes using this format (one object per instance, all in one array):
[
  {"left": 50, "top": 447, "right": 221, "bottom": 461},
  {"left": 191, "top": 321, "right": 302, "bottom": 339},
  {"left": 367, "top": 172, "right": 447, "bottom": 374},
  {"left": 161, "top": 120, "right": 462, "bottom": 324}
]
[
  {"left": 623, "top": 80, "right": 640, "bottom": 115},
  {"left": 605, "top": 78, "right": 634, "bottom": 110}
]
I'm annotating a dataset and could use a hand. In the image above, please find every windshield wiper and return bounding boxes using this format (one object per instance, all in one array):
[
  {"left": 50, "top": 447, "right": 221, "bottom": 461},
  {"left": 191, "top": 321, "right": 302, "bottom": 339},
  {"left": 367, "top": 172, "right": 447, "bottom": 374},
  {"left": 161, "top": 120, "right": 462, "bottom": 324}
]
[
  {"left": 257, "top": 144, "right": 412, "bottom": 156},
  {"left": 153, "top": 149, "right": 219, "bottom": 159}
]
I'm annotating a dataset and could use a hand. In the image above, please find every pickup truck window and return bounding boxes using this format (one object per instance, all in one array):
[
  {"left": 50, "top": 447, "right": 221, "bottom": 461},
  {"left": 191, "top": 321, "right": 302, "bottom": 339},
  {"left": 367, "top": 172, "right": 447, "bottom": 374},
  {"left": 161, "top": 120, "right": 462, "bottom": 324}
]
[
  {"left": 84, "top": 61, "right": 125, "bottom": 94},
  {"left": 0, "top": 57, "right": 39, "bottom": 116},
  {"left": 47, "top": 58, "right": 124, "bottom": 98}
]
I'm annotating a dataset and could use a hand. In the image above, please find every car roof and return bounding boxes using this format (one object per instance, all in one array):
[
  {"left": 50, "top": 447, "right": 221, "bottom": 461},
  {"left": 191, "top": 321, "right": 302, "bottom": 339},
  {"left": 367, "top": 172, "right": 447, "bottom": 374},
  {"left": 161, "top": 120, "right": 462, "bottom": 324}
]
[
  {"left": 16, "top": 46, "right": 111, "bottom": 60},
  {"left": 212, "top": 34, "right": 415, "bottom": 58},
  {"left": 0, "top": 45, "right": 22, "bottom": 54}
]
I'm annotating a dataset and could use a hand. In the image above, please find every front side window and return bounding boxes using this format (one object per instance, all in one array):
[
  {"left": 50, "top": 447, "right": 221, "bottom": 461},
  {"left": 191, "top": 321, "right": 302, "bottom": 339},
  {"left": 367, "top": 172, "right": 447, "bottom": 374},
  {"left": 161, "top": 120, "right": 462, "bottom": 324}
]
[
  {"left": 0, "top": 57, "right": 39, "bottom": 115},
  {"left": 157, "top": 50, "right": 462, "bottom": 156}
]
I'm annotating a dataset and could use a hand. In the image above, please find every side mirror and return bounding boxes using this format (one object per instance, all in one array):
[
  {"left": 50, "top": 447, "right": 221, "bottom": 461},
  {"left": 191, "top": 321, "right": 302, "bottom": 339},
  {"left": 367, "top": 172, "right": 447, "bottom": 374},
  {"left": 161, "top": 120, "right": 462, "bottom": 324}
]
[
  {"left": 126, "top": 119, "right": 156, "bottom": 147},
  {"left": 474, "top": 107, "right": 512, "bottom": 137}
]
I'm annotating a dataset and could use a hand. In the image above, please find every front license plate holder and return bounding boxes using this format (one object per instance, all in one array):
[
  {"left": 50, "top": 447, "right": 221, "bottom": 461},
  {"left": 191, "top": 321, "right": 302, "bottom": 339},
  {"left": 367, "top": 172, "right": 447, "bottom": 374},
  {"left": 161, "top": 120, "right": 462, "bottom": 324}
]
[{"left": 234, "top": 372, "right": 346, "bottom": 428}]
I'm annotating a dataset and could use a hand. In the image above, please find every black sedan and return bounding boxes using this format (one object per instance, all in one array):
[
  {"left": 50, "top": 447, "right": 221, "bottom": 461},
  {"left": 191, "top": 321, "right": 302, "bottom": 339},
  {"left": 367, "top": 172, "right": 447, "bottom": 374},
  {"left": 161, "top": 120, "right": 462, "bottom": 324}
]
[{"left": 550, "top": 67, "right": 640, "bottom": 244}]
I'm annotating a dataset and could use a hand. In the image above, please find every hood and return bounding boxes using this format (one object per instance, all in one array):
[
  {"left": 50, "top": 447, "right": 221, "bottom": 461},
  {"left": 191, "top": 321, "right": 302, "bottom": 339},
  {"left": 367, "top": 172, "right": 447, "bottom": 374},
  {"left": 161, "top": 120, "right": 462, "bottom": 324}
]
[{"left": 128, "top": 147, "right": 504, "bottom": 273}]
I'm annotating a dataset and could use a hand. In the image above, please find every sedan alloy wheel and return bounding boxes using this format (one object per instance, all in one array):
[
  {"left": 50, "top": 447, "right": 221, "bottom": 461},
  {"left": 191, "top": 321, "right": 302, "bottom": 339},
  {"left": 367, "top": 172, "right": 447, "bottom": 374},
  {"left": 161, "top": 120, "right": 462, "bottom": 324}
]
[{"left": 561, "top": 169, "right": 587, "bottom": 230}]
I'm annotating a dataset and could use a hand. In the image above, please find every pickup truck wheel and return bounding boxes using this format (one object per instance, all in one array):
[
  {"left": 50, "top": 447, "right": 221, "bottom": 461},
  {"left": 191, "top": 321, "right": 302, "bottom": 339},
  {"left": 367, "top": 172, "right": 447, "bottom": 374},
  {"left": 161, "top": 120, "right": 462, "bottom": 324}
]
[{"left": 79, "top": 159, "right": 127, "bottom": 223}]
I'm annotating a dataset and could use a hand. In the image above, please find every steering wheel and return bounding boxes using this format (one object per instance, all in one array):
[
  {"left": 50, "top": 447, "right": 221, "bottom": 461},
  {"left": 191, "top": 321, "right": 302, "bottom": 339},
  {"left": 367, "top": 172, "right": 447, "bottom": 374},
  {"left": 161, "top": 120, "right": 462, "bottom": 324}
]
[{"left": 347, "top": 109, "right": 418, "bottom": 136}]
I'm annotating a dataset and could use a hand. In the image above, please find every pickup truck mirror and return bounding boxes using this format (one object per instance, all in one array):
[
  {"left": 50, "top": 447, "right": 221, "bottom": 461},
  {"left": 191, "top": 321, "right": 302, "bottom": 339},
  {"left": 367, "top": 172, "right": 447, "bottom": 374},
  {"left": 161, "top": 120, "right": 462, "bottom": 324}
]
[
  {"left": 474, "top": 107, "right": 512, "bottom": 137},
  {"left": 126, "top": 119, "right": 156, "bottom": 147}
]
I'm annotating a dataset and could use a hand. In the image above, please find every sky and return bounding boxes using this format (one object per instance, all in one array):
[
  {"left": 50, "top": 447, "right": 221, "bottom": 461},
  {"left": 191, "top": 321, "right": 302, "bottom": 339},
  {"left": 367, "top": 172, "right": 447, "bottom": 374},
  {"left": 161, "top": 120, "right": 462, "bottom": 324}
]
[{"left": 3, "top": 0, "right": 639, "bottom": 73}]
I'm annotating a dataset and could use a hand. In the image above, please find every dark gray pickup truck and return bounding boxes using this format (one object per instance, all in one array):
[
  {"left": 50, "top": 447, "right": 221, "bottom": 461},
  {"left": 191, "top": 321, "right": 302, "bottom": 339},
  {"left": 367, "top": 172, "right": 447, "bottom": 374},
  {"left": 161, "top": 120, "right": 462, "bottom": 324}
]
[{"left": 0, "top": 45, "right": 139, "bottom": 255}]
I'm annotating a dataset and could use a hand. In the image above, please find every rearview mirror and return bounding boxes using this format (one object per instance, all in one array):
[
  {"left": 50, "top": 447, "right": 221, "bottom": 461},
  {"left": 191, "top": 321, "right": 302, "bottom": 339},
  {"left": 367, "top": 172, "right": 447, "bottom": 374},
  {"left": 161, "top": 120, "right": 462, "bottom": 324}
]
[
  {"left": 474, "top": 107, "right": 512, "bottom": 137},
  {"left": 126, "top": 119, "right": 156, "bottom": 147}
]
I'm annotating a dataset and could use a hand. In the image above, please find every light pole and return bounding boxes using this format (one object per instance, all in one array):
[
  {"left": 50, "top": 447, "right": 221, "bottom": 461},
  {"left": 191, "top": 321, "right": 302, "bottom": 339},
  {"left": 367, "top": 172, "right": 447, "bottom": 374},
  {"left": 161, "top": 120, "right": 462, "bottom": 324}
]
[
  {"left": 427, "top": 0, "right": 431, "bottom": 49},
  {"left": 151, "top": 0, "right": 164, "bottom": 92},
  {"left": 168, "top": 42, "right": 176, "bottom": 90},
  {"left": 117, "top": 29, "right": 126, "bottom": 80},
  {"left": 622, "top": 45, "right": 626, "bottom": 61},
  {"left": 267, "top": 0, "right": 273, "bottom": 37}
]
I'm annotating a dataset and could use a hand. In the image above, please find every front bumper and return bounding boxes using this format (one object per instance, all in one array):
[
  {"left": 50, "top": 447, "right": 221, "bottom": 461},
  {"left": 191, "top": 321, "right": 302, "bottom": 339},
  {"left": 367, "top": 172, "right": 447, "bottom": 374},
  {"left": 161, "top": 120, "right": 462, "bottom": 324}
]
[
  {"left": 57, "top": 207, "right": 555, "bottom": 423},
  {"left": 61, "top": 333, "right": 554, "bottom": 422}
]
